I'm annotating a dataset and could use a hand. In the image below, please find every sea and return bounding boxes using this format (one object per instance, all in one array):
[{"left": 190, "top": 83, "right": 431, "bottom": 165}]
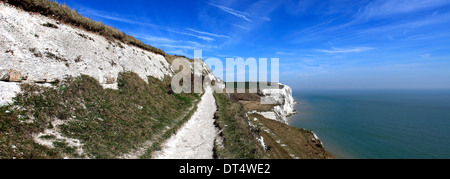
[{"left": 288, "top": 89, "right": 450, "bottom": 159}]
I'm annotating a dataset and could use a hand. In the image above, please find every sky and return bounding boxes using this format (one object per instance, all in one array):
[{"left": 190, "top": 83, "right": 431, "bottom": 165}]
[{"left": 56, "top": 0, "right": 450, "bottom": 90}]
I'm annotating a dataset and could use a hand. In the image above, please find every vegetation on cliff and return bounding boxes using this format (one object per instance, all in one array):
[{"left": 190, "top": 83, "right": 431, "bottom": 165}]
[
  {"left": 213, "top": 93, "right": 266, "bottom": 159},
  {"left": 0, "top": 72, "right": 199, "bottom": 158}
]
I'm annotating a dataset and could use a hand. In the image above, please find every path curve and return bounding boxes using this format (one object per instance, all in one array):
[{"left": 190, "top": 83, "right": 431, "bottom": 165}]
[{"left": 153, "top": 86, "right": 217, "bottom": 159}]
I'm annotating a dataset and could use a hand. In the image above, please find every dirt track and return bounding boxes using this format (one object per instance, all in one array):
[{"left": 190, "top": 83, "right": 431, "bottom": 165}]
[{"left": 153, "top": 87, "right": 217, "bottom": 159}]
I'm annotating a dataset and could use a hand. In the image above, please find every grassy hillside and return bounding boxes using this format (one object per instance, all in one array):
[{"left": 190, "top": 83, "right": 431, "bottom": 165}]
[
  {"left": 251, "top": 114, "right": 335, "bottom": 159},
  {"left": 213, "top": 93, "right": 266, "bottom": 159},
  {"left": 0, "top": 73, "right": 200, "bottom": 159},
  {"left": 227, "top": 92, "right": 335, "bottom": 159}
]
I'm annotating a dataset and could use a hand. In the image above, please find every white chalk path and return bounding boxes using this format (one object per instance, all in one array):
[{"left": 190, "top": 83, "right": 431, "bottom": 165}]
[{"left": 153, "top": 86, "right": 217, "bottom": 159}]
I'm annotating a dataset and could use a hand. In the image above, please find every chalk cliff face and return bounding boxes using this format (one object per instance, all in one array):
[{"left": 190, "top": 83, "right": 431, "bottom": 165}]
[
  {"left": 0, "top": 3, "right": 173, "bottom": 84},
  {"left": 250, "top": 84, "right": 297, "bottom": 124},
  {"left": 0, "top": 3, "right": 221, "bottom": 106},
  {"left": 261, "top": 84, "right": 296, "bottom": 115}
]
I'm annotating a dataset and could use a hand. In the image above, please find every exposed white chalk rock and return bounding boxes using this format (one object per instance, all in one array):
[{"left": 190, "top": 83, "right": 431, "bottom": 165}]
[
  {"left": 0, "top": 81, "right": 21, "bottom": 106},
  {"left": 0, "top": 3, "right": 219, "bottom": 103},
  {"left": 0, "top": 3, "right": 173, "bottom": 88},
  {"left": 0, "top": 3, "right": 224, "bottom": 158},
  {"left": 256, "top": 84, "right": 297, "bottom": 124}
]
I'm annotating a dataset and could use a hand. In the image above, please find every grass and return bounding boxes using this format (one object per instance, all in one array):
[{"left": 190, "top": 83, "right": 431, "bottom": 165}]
[
  {"left": 251, "top": 114, "right": 335, "bottom": 159},
  {"left": 0, "top": 72, "right": 199, "bottom": 159},
  {"left": 213, "top": 93, "right": 266, "bottom": 159},
  {"left": 225, "top": 83, "right": 335, "bottom": 159},
  {"left": 0, "top": 105, "right": 60, "bottom": 159},
  {"left": 174, "top": 93, "right": 192, "bottom": 105},
  {"left": 1, "top": 0, "right": 166, "bottom": 57}
]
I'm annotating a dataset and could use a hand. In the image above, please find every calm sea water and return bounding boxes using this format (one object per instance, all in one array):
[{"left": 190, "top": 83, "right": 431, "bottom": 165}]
[{"left": 289, "top": 89, "right": 450, "bottom": 159}]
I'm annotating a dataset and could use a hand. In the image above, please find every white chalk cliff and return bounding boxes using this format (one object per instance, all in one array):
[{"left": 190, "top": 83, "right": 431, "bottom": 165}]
[
  {"left": 250, "top": 84, "right": 297, "bottom": 124},
  {"left": 0, "top": 3, "right": 221, "bottom": 106}
]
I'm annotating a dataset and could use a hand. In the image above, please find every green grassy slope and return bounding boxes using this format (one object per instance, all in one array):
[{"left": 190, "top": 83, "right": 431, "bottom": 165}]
[
  {"left": 213, "top": 93, "right": 266, "bottom": 159},
  {"left": 0, "top": 73, "right": 200, "bottom": 159}
]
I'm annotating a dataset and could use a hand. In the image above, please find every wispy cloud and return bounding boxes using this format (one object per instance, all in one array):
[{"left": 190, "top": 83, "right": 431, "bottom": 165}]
[
  {"left": 317, "top": 47, "right": 375, "bottom": 53},
  {"left": 275, "top": 52, "right": 296, "bottom": 56},
  {"left": 166, "top": 29, "right": 215, "bottom": 42},
  {"left": 141, "top": 37, "right": 217, "bottom": 50},
  {"left": 80, "top": 8, "right": 135, "bottom": 24},
  {"left": 79, "top": 7, "right": 216, "bottom": 42},
  {"left": 360, "top": 12, "right": 450, "bottom": 34},
  {"left": 207, "top": 2, "right": 271, "bottom": 22},
  {"left": 231, "top": 24, "right": 250, "bottom": 30},
  {"left": 158, "top": 43, "right": 218, "bottom": 50},
  {"left": 186, "top": 28, "right": 230, "bottom": 39},
  {"left": 420, "top": 53, "right": 432, "bottom": 58},
  {"left": 360, "top": 0, "right": 450, "bottom": 18},
  {"left": 208, "top": 3, "right": 252, "bottom": 22},
  {"left": 79, "top": 8, "right": 165, "bottom": 29},
  {"left": 132, "top": 34, "right": 177, "bottom": 43},
  {"left": 158, "top": 44, "right": 200, "bottom": 50}
]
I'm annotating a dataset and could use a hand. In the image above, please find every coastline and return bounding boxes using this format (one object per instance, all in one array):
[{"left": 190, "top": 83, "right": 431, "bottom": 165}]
[{"left": 232, "top": 83, "right": 335, "bottom": 159}]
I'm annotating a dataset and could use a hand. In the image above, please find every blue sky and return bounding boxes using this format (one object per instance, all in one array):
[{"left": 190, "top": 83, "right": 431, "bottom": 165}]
[{"left": 56, "top": 0, "right": 450, "bottom": 90}]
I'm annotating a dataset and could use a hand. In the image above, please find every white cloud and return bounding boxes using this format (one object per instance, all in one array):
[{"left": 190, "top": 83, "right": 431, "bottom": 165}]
[
  {"left": 361, "top": 0, "right": 450, "bottom": 18},
  {"left": 317, "top": 47, "right": 375, "bottom": 53},
  {"left": 79, "top": 8, "right": 166, "bottom": 29},
  {"left": 79, "top": 7, "right": 216, "bottom": 42},
  {"left": 186, "top": 28, "right": 231, "bottom": 39},
  {"left": 207, "top": 2, "right": 272, "bottom": 22},
  {"left": 420, "top": 54, "right": 432, "bottom": 58},
  {"left": 158, "top": 43, "right": 217, "bottom": 50},
  {"left": 275, "top": 52, "right": 295, "bottom": 56},
  {"left": 166, "top": 29, "right": 215, "bottom": 42},
  {"left": 208, "top": 3, "right": 252, "bottom": 22},
  {"left": 132, "top": 35, "right": 177, "bottom": 43},
  {"left": 231, "top": 24, "right": 250, "bottom": 30},
  {"left": 360, "top": 12, "right": 450, "bottom": 34}
]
